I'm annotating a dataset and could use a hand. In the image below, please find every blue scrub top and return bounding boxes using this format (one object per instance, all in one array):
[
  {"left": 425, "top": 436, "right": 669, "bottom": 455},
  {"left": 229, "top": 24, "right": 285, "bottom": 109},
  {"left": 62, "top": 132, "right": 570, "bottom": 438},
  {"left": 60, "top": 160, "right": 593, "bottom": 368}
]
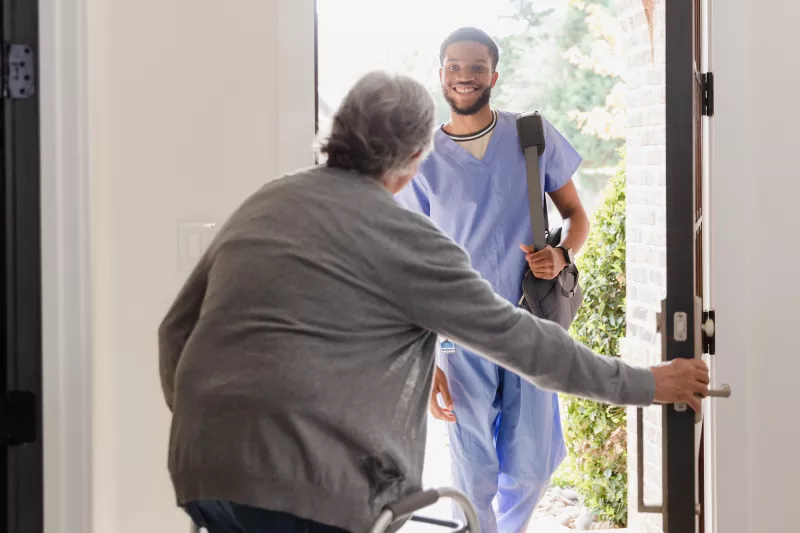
[{"left": 396, "top": 110, "right": 582, "bottom": 305}]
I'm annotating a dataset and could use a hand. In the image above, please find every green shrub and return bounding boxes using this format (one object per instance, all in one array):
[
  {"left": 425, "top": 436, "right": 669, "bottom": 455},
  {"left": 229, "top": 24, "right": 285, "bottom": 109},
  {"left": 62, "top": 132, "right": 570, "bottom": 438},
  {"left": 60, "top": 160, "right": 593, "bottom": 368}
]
[{"left": 560, "top": 150, "right": 628, "bottom": 525}]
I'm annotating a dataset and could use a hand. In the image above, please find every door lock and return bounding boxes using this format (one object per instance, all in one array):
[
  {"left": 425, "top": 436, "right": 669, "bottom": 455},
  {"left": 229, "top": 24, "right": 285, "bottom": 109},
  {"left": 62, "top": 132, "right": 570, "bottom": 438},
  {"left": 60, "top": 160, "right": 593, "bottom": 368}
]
[
  {"left": 702, "top": 310, "right": 716, "bottom": 354},
  {"left": 655, "top": 298, "right": 732, "bottom": 414}
]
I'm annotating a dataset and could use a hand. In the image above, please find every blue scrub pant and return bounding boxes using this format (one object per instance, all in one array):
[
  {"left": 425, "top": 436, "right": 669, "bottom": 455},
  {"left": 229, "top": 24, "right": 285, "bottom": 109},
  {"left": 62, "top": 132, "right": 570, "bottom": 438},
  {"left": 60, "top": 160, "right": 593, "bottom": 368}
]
[{"left": 442, "top": 349, "right": 566, "bottom": 533}]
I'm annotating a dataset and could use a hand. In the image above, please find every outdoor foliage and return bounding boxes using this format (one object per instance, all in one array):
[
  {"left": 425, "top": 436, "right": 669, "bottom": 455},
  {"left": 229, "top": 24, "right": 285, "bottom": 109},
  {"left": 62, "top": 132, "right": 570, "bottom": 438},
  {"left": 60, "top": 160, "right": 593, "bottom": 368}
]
[
  {"left": 560, "top": 150, "right": 628, "bottom": 525},
  {"left": 493, "top": 0, "right": 625, "bottom": 199},
  {"left": 539, "top": 0, "right": 625, "bottom": 175}
]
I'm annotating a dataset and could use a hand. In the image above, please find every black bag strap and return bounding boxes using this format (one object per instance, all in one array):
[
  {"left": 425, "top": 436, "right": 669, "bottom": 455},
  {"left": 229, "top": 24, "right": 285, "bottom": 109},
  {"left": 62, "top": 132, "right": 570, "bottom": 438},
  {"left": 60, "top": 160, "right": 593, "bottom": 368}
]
[{"left": 516, "top": 112, "right": 549, "bottom": 250}]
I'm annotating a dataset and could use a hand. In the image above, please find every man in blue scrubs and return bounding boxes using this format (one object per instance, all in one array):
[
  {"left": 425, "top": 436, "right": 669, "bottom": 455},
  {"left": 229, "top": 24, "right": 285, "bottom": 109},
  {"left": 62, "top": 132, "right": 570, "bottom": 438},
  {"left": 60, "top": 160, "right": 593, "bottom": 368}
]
[{"left": 396, "top": 27, "right": 592, "bottom": 533}]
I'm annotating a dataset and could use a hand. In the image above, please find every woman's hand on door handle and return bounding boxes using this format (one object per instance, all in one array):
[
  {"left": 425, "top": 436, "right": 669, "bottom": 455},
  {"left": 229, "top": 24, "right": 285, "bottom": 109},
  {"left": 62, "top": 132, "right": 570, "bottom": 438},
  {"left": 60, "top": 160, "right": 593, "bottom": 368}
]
[{"left": 650, "top": 358, "right": 710, "bottom": 412}]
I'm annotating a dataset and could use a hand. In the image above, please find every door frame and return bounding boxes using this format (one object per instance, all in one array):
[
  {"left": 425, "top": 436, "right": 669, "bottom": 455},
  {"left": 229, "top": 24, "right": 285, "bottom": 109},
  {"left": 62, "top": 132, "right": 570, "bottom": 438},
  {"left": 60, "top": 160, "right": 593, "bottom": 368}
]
[
  {"left": 706, "top": 0, "right": 750, "bottom": 530},
  {"left": 2, "top": 0, "right": 43, "bottom": 531},
  {"left": 700, "top": 2, "right": 716, "bottom": 531},
  {"left": 664, "top": 0, "right": 706, "bottom": 531},
  {"left": 39, "top": 0, "right": 94, "bottom": 531}
]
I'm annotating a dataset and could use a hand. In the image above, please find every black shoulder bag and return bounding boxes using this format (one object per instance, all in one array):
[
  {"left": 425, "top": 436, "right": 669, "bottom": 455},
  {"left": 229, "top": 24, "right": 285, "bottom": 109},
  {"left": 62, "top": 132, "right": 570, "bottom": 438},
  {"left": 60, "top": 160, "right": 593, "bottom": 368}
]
[{"left": 516, "top": 112, "right": 583, "bottom": 329}]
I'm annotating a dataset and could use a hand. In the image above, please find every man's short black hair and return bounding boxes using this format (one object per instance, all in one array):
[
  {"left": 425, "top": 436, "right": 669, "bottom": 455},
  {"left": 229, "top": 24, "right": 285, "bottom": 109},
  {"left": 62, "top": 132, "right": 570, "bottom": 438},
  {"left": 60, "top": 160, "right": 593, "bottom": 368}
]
[{"left": 439, "top": 27, "right": 500, "bottom": 70}]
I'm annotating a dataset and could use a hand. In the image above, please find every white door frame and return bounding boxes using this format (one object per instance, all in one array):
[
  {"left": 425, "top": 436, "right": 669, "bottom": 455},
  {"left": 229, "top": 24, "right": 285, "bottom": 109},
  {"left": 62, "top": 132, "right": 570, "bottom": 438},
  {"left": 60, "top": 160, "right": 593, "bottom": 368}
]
[
  {"left": 39, "top": 0, "right": 94, "bottom": 531},
  {"left": 708, "top": 0, "right": 752, "bottom": 531},
  {"left": 701, "top": 0, "right": 715, "bottom": 530}
]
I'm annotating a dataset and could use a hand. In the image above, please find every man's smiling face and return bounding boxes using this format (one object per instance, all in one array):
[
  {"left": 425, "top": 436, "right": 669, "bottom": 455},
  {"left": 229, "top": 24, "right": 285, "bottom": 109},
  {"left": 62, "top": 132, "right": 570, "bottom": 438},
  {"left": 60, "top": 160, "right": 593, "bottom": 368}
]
[{"left": 440, "top": 40, "right": 499, "bottom": 116}]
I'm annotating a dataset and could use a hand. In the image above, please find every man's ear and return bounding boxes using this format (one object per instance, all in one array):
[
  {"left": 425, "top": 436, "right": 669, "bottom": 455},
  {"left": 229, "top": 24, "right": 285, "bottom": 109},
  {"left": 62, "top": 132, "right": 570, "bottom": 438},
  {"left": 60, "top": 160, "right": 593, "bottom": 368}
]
[
  {"left": 439, "top": 67, "right": 444, "bottom": 82},
  {"left": 491, "top": 70, "right": 499, "bottom": 88}
]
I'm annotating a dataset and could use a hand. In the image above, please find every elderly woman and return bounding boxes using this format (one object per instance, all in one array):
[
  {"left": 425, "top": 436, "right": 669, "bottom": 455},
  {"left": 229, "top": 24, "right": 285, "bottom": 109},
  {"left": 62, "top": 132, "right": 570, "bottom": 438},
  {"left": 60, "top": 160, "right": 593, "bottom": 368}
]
[{"left": 159, "top": 71, "right": 708, "bottom": 533}]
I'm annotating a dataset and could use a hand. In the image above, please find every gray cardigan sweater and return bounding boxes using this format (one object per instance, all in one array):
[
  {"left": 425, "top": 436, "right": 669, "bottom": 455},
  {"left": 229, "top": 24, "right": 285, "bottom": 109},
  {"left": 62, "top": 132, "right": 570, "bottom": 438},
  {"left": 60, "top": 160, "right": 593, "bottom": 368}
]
[{"left": 159, "top": 166, "right": 655, "bottom": 533}]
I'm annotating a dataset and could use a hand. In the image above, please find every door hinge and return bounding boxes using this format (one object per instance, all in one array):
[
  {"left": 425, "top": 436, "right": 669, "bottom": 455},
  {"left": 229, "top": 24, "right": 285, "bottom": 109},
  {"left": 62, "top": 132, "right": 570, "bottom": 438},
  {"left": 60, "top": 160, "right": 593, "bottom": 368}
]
[
  {"left": 702, "top": 72, "right": 714, "bottom": 117},
  {"left": 702, "top": 310, "right": 716, "bottom": 354},
  {"left": 2, "top": 391, "right": 37, "bottom": 446},
  {"left": 3, "top": 43, "right": 35, "bottom": 99}
]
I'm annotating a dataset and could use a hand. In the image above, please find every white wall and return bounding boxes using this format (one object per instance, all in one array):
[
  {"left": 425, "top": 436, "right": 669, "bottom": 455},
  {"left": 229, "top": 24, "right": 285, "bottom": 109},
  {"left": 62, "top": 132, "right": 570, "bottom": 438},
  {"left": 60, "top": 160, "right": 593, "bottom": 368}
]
[
  {"left": 711, "top": 0, "right": 800, "bottom": 532},
  {"left": 41, "top": 0, "right": 315, "bottom": 532},
  {"left": 89, "top": 1, "right": 316, "bottom": 530}
]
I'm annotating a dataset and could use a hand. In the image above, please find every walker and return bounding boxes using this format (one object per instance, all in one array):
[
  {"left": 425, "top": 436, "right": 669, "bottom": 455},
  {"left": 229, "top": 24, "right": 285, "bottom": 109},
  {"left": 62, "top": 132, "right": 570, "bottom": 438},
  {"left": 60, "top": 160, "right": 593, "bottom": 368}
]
[{"left": 189, "top": 487, "right": 480, "bottom": 533}]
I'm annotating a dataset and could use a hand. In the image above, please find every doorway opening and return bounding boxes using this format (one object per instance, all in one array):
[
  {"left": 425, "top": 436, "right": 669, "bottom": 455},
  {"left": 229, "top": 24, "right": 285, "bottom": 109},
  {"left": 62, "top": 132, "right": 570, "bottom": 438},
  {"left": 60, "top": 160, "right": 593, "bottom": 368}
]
[{"left": 316, "top": 1, "right": 709, "bottom": 532}]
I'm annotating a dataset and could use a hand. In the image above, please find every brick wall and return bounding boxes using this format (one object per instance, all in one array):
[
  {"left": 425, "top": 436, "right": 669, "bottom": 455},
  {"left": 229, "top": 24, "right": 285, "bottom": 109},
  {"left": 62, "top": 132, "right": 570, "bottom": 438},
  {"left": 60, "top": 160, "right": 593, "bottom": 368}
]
[{"left": 614, "top": 0, "right": 667, "bottom": 532}]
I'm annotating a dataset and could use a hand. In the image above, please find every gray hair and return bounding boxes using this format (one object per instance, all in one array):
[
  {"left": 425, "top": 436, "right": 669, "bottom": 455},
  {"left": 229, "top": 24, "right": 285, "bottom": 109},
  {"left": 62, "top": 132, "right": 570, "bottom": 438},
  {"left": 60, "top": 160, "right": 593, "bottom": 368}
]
[{"left": 319, "top": 71, "right": 436, "bottom": 182}]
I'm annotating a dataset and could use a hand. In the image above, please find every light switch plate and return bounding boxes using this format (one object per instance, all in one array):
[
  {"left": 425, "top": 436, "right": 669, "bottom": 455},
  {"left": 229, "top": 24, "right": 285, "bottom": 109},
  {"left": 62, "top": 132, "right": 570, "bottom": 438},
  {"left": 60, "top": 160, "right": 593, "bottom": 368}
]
[{"left": 177, "top": 221, "right": 218, "bottom": 272}]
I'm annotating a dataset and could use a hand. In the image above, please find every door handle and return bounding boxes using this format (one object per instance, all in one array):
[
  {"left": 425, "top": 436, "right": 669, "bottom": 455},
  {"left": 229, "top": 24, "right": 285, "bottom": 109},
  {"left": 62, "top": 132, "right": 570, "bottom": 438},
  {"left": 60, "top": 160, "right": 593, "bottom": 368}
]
[
  {"left": 673, "top": 384, "right": 732, "bottom": 417},
  {"left": 666, "top": 297, "right": 733, "bottom": 417},
  {"left": 706, "top": 384, "right": 731, "bottom": 398}
]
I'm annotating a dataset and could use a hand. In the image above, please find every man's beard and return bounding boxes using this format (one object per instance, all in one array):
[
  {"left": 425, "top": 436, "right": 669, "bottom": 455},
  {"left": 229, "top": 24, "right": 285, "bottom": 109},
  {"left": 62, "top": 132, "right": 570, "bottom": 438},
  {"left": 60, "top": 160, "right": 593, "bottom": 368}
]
[{"left": 443, "top": 85, "right": 492, "bottom": 116}]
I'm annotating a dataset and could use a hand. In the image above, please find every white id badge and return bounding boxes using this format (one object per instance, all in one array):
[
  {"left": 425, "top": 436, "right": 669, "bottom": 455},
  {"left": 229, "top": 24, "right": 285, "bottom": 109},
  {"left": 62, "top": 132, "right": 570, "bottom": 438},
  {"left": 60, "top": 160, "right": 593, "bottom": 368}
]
[{"left": 439, "top": 338, "right": 455, "bottom": 355}]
